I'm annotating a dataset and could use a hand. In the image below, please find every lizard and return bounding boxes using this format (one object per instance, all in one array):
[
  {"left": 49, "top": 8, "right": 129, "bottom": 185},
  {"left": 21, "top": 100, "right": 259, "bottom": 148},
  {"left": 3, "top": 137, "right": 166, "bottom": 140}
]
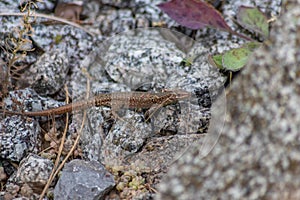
[{"left": 0, "top": 90, "right": 191, "bottom": 117}]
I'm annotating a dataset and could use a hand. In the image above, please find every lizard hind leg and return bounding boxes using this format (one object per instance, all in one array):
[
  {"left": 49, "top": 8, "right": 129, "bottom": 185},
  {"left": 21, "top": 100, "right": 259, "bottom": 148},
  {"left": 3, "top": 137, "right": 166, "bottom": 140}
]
[
  {"left": 110, "top": 109, "right": 125, "bottom": 122},
  {"left": 110, "top": 100, "right": 129, "bottom": 122},
  {"left": 144, "top": 104, "right": 164, "bottom": 122}
]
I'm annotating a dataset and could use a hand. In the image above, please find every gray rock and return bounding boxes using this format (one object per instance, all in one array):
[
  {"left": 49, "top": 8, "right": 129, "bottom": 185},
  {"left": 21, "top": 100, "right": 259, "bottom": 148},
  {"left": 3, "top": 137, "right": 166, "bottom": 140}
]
[
  {"left": 83, "top": 0, "right": 177, "bottom": 35},
  {"left": 0, "top": 88, "right": 69, "bottom": 162},
  {"left": 15, "top": 154, "right": 53, "bottom": 191},
  {"left": 4, "top": 154, "right": 53, "bottom": 198},
  {"left": 80, "top": 28, "right": 226, "bottom": 167},
  {"left": 125, "top": 134, "right": 206, "bottom": 171},
  {"left": 158, "top": 0, "right": 300, "bottom": 199},
  {"left": 0, "top": 115, "right": 41, "bottom": 162},
  {"left": 0, "top": 2, "right": 96, "bottom": 97},
  {"left": 20, "top": 49, "right": 69, "bottom": 96},
  {"left": 54, "top": 159, "right": 115, "bottom": 200},
  {"left": 3, "top": 88, "right": 66, "bottom": 113}
]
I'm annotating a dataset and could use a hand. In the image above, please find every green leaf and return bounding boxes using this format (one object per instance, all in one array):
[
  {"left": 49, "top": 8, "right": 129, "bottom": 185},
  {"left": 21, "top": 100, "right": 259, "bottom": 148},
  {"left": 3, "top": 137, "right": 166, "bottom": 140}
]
[
  {"left": 208, "top": 54, "right": 224, "bottom": 69},
  {"left": 209, "top": 42, "right": 262, "bottom": 72},
  {"left": 222, "top": 47, "right": 250, "bottom": 71},
  {"left": 222, "top": 43, "right": 260, "bottom": 71},
  {"left": 237, "top": 6, "right": 269, "bottom": 38}
]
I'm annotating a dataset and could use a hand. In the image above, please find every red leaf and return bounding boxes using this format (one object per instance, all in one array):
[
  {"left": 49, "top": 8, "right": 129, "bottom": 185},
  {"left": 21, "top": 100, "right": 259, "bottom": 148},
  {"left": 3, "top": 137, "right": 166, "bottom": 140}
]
[{"left": 157, "top": 0, "right": 232, "bottom": 32}]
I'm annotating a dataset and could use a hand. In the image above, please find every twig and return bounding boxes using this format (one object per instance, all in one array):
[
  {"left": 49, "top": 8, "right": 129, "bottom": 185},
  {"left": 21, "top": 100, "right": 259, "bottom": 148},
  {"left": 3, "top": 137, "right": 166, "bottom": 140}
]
[
  {"left": 39, "top": 85, "right": 70, "bottom": 200},
  {"left": 51, "top": 109, "right": 87, "bottom": 181},
  {"left": 39, "top": 70, "right": 91, "bottom": 199},
  {"left": 0, "top": 12, "right": 95, "bottom": 37}
]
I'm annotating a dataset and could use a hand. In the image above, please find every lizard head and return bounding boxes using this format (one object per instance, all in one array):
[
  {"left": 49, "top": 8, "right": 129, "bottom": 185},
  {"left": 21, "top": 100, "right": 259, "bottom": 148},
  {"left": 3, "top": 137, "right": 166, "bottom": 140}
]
[
  {"left": 171, "top": 89, "right": 191, "bottom": 100},
  {"left": 161, "top": 89, "right": 191, "bottom": 106}
]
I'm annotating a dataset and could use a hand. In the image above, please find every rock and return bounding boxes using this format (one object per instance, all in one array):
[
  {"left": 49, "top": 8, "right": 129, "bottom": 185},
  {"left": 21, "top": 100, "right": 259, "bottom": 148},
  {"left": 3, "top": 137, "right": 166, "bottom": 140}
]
[
  {"left": 0, "top": 0, "right": 285, "bottom": 199},
  {"left": 16, "top": 154, "right": 53, "bottom": 191},
  {"left": 20, "top": 49, "right": 69, "bottom": 96},
  {"left": 0, "top": 88, "right": 70, "bottom": 162},
  {"left": 157, "top": 0, "right": 300, "bottom": 199},
  {"left": 125, "top": 134, "right": 206, "bottom": 173},
  {"left": 3, "top": 154, "right": 53, "bottom": 198},
  {"left": 82, "top": 28, "right": 226, "bottom": 165},
  {"left": 0, "top": 115, "right": 41, "bottom": 162},
  {"left": 0, "top": 2, "right": 96, "bottom": 97},
  {"left": 54, "top": 159, "right": 115, "bottom": 200}
]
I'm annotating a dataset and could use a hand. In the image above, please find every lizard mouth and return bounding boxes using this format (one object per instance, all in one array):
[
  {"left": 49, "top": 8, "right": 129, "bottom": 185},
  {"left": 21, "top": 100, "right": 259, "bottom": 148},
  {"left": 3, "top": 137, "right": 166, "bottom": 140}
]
[{"left": 173, "top": 90, "right": 192, "bottom": 100}]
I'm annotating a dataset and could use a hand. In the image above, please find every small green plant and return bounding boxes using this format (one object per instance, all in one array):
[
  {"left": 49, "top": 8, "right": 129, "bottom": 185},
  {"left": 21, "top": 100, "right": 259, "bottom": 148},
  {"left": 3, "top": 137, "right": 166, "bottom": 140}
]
[
  {"left": 207, "top": 6, "right": 269, "bottom": 73},
  {"left": 158, "top": 0, "right": 274, "bottom": 84}
]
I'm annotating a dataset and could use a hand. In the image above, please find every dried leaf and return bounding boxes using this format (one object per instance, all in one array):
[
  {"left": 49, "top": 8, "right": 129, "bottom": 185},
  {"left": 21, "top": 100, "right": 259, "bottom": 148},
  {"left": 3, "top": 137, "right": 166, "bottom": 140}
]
[
  {"left": 54, "top": 2, "right": 83, "bottom": 22},
  {"left": 157, "top": 0, "right": 232, "bottom": 32},
  {"left": 237, "top": 6, "right": 269, "bottom": 38}
]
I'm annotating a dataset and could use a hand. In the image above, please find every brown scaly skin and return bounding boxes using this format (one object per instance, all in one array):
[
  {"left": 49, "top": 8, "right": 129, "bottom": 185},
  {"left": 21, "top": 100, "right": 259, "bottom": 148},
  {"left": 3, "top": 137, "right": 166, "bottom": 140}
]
[{"left": 0, "top": 90, "right": 191, "bottom": 117}]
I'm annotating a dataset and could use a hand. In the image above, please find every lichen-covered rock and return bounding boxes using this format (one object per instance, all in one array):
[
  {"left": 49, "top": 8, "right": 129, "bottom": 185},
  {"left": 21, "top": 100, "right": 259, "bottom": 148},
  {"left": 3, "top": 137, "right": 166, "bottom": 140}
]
[
  {"left": 0, "top": 88, "right": 69, "bottom": 162},
  {"left": 15, "top": 154, "right": 53, "bottom": 191},
  {"left": 2, "top": 88, "right": 66, "bottom": 113},
  {"left": 19, "top": 49, "right": 69, "bottom": 95},
  {"left": 0, "top": 116, "right": 41, "bottom": 162},
  {"left": 0, "top": 2, "right": 96, "bottom": 97},
  {"left": 3, "top": 154, "right": 53, "bottom": 198},
  {"left": 54, "top": 159, "right": 115, "bottom": 200},
  {"left": 158, "top": 0, "right": 300, "bottom": 199},
  {"left": 81, "top": 28, "right": 225, "bottom": 166}
]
